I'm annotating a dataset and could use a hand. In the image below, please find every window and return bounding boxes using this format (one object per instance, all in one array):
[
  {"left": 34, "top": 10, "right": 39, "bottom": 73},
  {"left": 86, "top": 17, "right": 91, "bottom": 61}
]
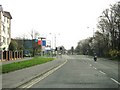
[
  {"left": 0, "top": 35, "right": 2, "bottom": 46},
  {"left": 3, "top": 25, "right": 5, "bottom": 32},
  {"left": 7, "top": 18, "right": 9, "bottom": 23},
  {"left": 3, "top": 36, "right": 6, "bottom": 44},
  {"left": 8, "top": 27, "right": 10, "bottom": 35},
  {"left": 4, "top": 17, "right": 6, "bottom": 22},
  {"left": 7, "top": 38, "right": 9, "bottom": 45},
  {"left": 2, "top": 15, "right": 4, "bottom": 22}
]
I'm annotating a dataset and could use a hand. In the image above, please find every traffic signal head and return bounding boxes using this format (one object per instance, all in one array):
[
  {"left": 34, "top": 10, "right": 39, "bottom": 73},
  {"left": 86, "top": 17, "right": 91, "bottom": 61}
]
[
  {"left": 60, "top": 47, "right": 62, "bottom": 50},
  {"left": 55, "top": 47, "right": 57, "bottom": 51}
]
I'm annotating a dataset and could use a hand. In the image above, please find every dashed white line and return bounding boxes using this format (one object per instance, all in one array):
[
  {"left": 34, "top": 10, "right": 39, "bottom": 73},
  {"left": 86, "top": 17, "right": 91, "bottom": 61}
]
[
  {"left": 90, "top": 64, "right": 92, "bottom": 66},
  {"left": 84, "top": 62, "right": 120, "bottom": 86},
  {"left": 94, "top": 67, "right": 97, "bottom": 70},
  {"left": 110, "top": 78, "right": 120, "bottom": 85},
  {"left": 99, "top": 71, "right": 106, "bottom": 74},
  {"left": 92, "top": 66, "right": 97, "bottom": 70}
]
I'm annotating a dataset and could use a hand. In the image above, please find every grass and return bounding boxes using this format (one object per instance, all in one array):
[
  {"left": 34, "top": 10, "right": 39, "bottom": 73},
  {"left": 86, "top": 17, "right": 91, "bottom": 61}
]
[
  {"left": 109, "top": 57, "right": 120, "bottom": 61},
  {"left": 2, "top": 57, "right": 55, "bottom": 74}
]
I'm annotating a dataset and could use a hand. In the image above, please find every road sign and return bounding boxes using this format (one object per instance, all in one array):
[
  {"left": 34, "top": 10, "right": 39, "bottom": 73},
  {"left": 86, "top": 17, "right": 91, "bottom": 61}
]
[
  {"left": 35, "top": 39, "right": 38, "bottom": 42},
  {"left": 38, "top": 40, "right": 41, "bottom": 45},
  {"left": 42, "top": 40, "right": 46, "bottom": 46}
]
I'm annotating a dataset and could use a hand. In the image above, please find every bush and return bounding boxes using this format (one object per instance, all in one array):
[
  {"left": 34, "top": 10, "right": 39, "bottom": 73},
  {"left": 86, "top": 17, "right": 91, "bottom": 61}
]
[{"left": 109, "top": 49, "right": 120, "bottom": 57}]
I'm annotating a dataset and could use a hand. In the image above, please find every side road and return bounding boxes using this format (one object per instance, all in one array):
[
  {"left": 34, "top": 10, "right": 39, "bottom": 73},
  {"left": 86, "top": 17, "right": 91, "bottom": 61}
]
[{"left": 2, "top": 55, "right": 69, "bottom": 89}]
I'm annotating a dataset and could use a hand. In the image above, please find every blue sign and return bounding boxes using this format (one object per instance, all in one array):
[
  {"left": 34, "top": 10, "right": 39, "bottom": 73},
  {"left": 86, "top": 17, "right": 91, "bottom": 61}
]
[
  {"left": 35, "top": 39, "right": 38, "bottom": 42},
  {"left": 42, "top": 40, "right": 46, "bottom": 46}
]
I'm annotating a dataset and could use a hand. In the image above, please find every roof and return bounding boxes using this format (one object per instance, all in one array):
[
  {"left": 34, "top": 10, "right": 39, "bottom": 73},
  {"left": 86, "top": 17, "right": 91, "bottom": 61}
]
[{"left": 3, "top": 11, "right": 12, "bottom": 19}]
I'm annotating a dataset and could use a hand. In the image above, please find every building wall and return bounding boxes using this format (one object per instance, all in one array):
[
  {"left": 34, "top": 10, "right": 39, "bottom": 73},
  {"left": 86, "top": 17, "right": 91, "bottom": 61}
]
[
  {"left": 0, "top": 6, "right": 11, "bottom": 51},
  {"left": 0, "top": 11, "right": 3, "bottom": 50}
]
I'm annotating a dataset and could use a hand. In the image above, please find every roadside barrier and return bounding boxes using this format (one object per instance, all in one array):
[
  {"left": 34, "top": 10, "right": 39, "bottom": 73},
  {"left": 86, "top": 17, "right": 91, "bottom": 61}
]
[{"left": 0, "top": 51, "right": 23, "bottom": 61}]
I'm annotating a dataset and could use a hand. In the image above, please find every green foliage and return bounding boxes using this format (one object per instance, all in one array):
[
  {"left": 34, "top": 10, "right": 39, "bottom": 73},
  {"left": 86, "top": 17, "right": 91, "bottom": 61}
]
[
  {"left": 75, "top": 38, "right": 93, "bottom": 55},
  {"left": 9, "top": 40, "right": 18, "bottom": 51},
  {"left": 75, "top": 1, "right": 120, "bottom": 58},
  {"left": 2, "top": 57, "right": 55, "bottom": 73},
  {"left": 109, "top": 49, "right": 120, "bottom": 57}
]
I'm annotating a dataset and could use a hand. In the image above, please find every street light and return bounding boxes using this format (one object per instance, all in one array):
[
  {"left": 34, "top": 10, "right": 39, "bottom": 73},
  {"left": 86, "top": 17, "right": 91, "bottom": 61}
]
[
  {"left": 54, "top": 33, "right": 60, "bottom": 49},
  {"left": 86, "top": 26, "right": 95, "bottom": 55},
  {"left": 54, "top": 34, "right": 56, "bottom": 49},
  {"left": 48, "top": 33, "right": 60, "bottom": 49}
]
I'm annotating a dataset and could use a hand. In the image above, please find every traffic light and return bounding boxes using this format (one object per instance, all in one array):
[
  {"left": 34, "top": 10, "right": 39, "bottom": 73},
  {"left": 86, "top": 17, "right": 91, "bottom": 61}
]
[
  {"left": 55, "top": 47, "right": 57, "bottom": 51},
  {"left": 60, "top": 47, "right": 62, "bottom": 50}
]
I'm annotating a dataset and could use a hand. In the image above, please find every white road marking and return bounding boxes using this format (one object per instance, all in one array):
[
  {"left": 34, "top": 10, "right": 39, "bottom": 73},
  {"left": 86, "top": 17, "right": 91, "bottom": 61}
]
[
  {"left": 110, "top": 78, "right": 120, "bottom": 85},
  {"left": 90, "top": 64, "right": 92, "bottom": 66},
  {"left": 92, "top": 66, "right": 97, "bottom": 70},
  {"left": 20, "top": 59, "right": 68, "bottom": 88},
  {"left": 99, "top": 71, "right": 106, "bottom": 74},
  {"left": 94, "top": 68, "right": 97, "bottom": 70}
]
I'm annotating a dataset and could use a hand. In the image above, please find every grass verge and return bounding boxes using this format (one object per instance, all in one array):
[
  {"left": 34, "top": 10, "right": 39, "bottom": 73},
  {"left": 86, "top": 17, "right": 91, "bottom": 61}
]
[{"left": 2, "top": 57, "right": 55, "bottom": 74}]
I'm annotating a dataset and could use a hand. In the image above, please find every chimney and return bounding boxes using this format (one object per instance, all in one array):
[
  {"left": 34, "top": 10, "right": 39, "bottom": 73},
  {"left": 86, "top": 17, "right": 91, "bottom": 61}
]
[{"left": 0, "top": 5, "right": 3, "bottom": 12}]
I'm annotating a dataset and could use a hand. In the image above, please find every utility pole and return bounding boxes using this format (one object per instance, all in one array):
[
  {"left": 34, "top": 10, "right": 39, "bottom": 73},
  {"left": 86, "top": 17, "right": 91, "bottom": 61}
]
[
  {"left": 30, "top": 30, "right": 35, "bottom": 57},
  {"left": 93, "top": 28, "right": 95, "bottom": 55},
  {"left": 54, "top": 33, "right": 60, "bottom": 49},
  {"left": 54, "top": 34, "right": 56, "bottom": 49}
]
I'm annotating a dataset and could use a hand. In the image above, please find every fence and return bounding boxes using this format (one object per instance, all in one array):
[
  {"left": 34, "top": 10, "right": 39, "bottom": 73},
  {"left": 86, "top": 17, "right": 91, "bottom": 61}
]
[{"left": 0, "top": 51, "right": 23, "bottom": 61}]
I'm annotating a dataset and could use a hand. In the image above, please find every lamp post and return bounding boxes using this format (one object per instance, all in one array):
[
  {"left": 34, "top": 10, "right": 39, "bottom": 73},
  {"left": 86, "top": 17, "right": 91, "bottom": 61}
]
[
  {"left": 48, "top": 33, "right": 60, "bottom": 55},
  {"left": 54, "top": 34, "right": 56, "bottom": 49},
  {"left": 87, "top": 26, "right": 95, "bottom": 55},
  {"left": 54, "top": 33, "right": 60, "bottom": 49},
  {"left": 48, "top": 33, "right": 60, "bottom": 49}
]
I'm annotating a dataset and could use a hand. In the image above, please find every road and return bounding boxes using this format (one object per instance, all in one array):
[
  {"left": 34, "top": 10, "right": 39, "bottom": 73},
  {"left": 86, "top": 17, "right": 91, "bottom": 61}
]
[{"left": 25, "top": 55, "right": 119, "bottom": 89}]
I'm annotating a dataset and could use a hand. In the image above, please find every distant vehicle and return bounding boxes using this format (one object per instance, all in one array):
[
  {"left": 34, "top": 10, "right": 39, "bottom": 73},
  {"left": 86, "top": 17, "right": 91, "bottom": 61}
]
[
  {"left": 23, "top": 53, "right": 31, "bottom": 57},
  {"left": 23, "top": 50, "right": 31, "bottom": 57},
  {"left": 59, "top": 52, "right": 61, "bottom": 55}
]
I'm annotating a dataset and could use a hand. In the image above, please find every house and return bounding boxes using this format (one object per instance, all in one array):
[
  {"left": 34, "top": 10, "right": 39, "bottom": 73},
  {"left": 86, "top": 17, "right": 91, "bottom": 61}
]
[
  {"left": 0, "top": 5, "right": 12, "bottom": 60},
  {"left": 0, "top": 5, "right": 12, "bottom": 51}
]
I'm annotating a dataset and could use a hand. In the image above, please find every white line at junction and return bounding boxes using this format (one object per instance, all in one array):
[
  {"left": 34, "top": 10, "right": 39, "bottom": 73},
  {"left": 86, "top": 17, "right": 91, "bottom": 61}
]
[
  {"left": 99, "top": 71, "right": 106, "bottom": 74},
  {"left": 110, "top": 78, "right": 120, "bottom": 85}
]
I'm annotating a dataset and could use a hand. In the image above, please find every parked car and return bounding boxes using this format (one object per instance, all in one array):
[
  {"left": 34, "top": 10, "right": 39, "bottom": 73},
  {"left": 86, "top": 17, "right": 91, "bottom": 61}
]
[
  {"left": 23, "top": 50, "right": 32, "bottom": 57},
  {"left": 23, "top": 53, "right": 32, "bottom": 57}
]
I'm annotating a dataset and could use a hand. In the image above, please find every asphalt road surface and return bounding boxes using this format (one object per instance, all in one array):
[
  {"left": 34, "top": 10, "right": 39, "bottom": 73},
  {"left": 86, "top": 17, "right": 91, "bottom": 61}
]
[{"left": 28, "top": 55, "right": 119, "bottom": 89}]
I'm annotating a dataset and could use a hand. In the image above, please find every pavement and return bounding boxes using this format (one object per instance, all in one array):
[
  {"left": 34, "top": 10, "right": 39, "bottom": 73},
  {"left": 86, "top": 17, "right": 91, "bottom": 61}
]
[{"left": 2, "top": 55, "right": 68, "bottom": 89}]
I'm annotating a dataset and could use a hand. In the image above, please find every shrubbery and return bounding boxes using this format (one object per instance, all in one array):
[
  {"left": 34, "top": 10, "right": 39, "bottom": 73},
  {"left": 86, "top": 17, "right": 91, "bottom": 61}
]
[{"left": 109, "top": 49, "right": 120, "bottom": 58}]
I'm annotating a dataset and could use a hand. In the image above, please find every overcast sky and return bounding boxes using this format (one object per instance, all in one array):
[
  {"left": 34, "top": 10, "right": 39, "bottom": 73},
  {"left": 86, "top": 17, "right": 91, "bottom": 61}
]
[{"left": 1, "top": 0, "right": 119, "bottom": 49}]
